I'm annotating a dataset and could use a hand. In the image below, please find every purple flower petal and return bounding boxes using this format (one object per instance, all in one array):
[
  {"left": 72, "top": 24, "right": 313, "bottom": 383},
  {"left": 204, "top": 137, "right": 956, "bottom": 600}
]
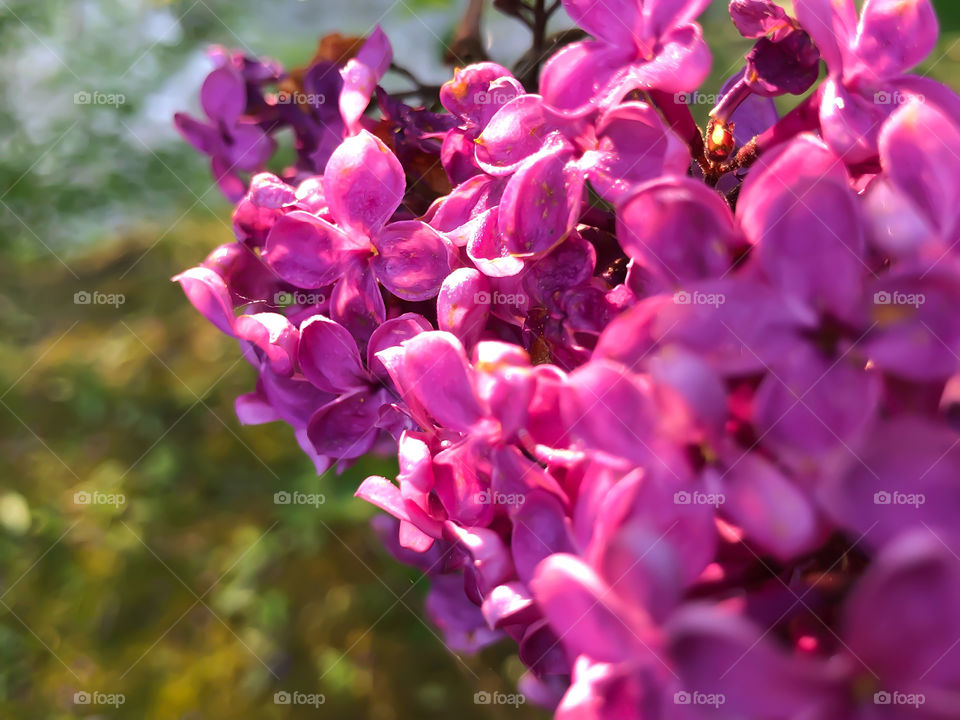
[
  {"left": 481, "top": 581, "right": 537, "bottom": 630},
  {"left": 793, "top": 0, "right": 858, "bottom": 73},
  {"left": 437, "top": 268, "right": 491, "bottom": 350},
  {"left": 462, "top": 208, "right": 525, "bottom": 278},
  {"left": 561, "top": 0, "right": 641, "bottom": 47},
  {"left": 172, "top": 266, "right": 236, "bottom": 336},
  {"left": 323, "top": 130, "right": 405, "bottom": 237},
  {"left": 738, "top": 135, "right": 864, "bottom": 319},
  {"left": 173, "top": 113, "right": 222, "bottom": 157},
  {"left": 668, "top": 604, "right": 834, "bottom": 717},
  {"left": 562, "top": 360, "right": 662, "bottom": 466},
  {"left": 306, "top": 389, "right": 381, "bottom": 459},
  {"left": 539, "top": 41, "right": 634, "bottom": 118},
  {"left": 617, "top": 177, "right": 737, "bottom": 288},
  {"left": 588, "top": 102, "right": 691, "bottom": 202},
  {"left": 854, "top": 0, "right": 937, "bottom": 78},
  {"left": 879, "top": 100, "right": 960, "bottom": 240},
  {"left": 233, "top": 312, "right": 299, "bottom": 377},
  {"left": 297, "top": 315, "right": 369, "bottom": 394},
  {"left": 475, "top": 94, "right": 551, "bottom": 176},
  {"left": 440, "top": 62, "right": 523, "bottom": 127},
  {"left": 729, "top": 0, "right": 791, "bottom": 38},
  {"left": 819, "top": 416, "right": 960, "bottom": 552},
  {"left": 618, "top": 23, "right": 712, "bottom": 96},
  {"left": 366, "top": 313, "right": 432, "bottom": 383},
  {"left": 753, "top": 347, "right": 880, "bottom": 463},
  {"left": 499, "top": 134, "right": 584, "bottom": 258},
  {"left": 329, "top": 258, "right": 386, "bottom": 350},
  {"left": 719, "top": 454, "right": 820, "bottom": 561},
  {"left": 264, "top": 210, "right": 356, "bottom": 289},
  {"left": 512, "top": 490, "right": 575, "bottom": 584},
  {"left": 200, "top": 65, "right": 245, "bottom": 125},
  {"left": 371, "top": 220, "right": 455, "bottom": 301},
  {"left": 531, "top": 553, "right": 645, "bottom": 664},
  {"left": 397, "top": 331, "right": 486, "bottom": 434},
  {"left": 339, "top": 26, "right": 393, "bottom": 134},
  {"left": 843, "top": 529, "right": 960, "bottom": 686}
]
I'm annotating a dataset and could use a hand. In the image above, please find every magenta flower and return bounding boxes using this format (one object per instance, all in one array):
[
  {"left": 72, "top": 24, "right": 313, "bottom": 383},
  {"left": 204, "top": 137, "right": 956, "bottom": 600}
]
[
  {"left": 794, "top": 0, "right": 939, "bottom": 163},
  {"left": 729, "top": 0, "right": 820, "bottom": 96},
  {"left": 299, "top": 313, "right": 429, "bottom": 459},
  {"left": 539, "top": 0, "right": 712, "bottom": 118},
  {"left": 264, "top": 130, "right": 455, "bottom": 342},
  {"left": 475, "top": 97, "right": 689, "bottom": 260},
  {"left": 171, "top": 15, "right": 960, "bottom": 720},
  {"left": 670, "top": 530, "right": 960, "bottom": 719},
  {"left": 339, "top": 26, "right": 393, "bottom": 135},
  {"left": 174, "top": 63, "right": 276, "bottom": 201}
]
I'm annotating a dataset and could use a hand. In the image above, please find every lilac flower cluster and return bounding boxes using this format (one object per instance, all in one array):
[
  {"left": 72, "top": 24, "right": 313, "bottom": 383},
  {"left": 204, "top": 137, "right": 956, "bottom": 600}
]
[{"left": 175, "top": 1, "right": 960, "bottom": 716}]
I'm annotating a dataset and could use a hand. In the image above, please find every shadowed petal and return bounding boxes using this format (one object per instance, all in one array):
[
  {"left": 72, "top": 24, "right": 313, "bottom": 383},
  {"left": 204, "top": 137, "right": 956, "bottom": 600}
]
[
  {"left": 264, "top": 211, "right": 355, "bottom": 289},
  {"left": 297, "top": 315, "right": 369, "bottom": 393},
  {"left": 307, "top": 390, "right": 381, "bottom": 459},
  {"left": 371, "top": 220, "right": 455, "bottom": 301}
]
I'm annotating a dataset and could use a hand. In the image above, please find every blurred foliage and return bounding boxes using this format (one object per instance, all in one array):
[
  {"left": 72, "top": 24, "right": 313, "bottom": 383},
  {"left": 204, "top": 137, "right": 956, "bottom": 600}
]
[{"left": 2, "top": 0, "right": 960, "bottom": 718}]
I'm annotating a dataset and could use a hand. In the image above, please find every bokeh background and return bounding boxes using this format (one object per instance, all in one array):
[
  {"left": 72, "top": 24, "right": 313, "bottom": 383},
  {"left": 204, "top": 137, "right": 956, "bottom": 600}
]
[{"left": 2, "top": 1, "right": 960, "bottom": 717}]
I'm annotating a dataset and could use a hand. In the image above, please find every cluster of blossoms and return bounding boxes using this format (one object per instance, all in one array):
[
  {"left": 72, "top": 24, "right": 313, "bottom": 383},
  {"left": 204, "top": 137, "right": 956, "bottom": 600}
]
[{"left": 175, "top": 0, "right": 960, "bottom": 717}]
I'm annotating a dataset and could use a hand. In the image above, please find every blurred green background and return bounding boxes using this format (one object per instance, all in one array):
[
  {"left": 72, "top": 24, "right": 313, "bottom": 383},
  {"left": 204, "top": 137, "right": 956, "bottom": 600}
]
[{"left": 2, "top": 1, "right": 959, "bottom": 718}]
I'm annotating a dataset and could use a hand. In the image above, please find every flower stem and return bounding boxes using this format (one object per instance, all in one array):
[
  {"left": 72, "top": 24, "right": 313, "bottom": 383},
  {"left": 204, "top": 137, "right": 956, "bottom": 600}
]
[{"left": 710, "top": 76, "right": 753, "bottom": 125}]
